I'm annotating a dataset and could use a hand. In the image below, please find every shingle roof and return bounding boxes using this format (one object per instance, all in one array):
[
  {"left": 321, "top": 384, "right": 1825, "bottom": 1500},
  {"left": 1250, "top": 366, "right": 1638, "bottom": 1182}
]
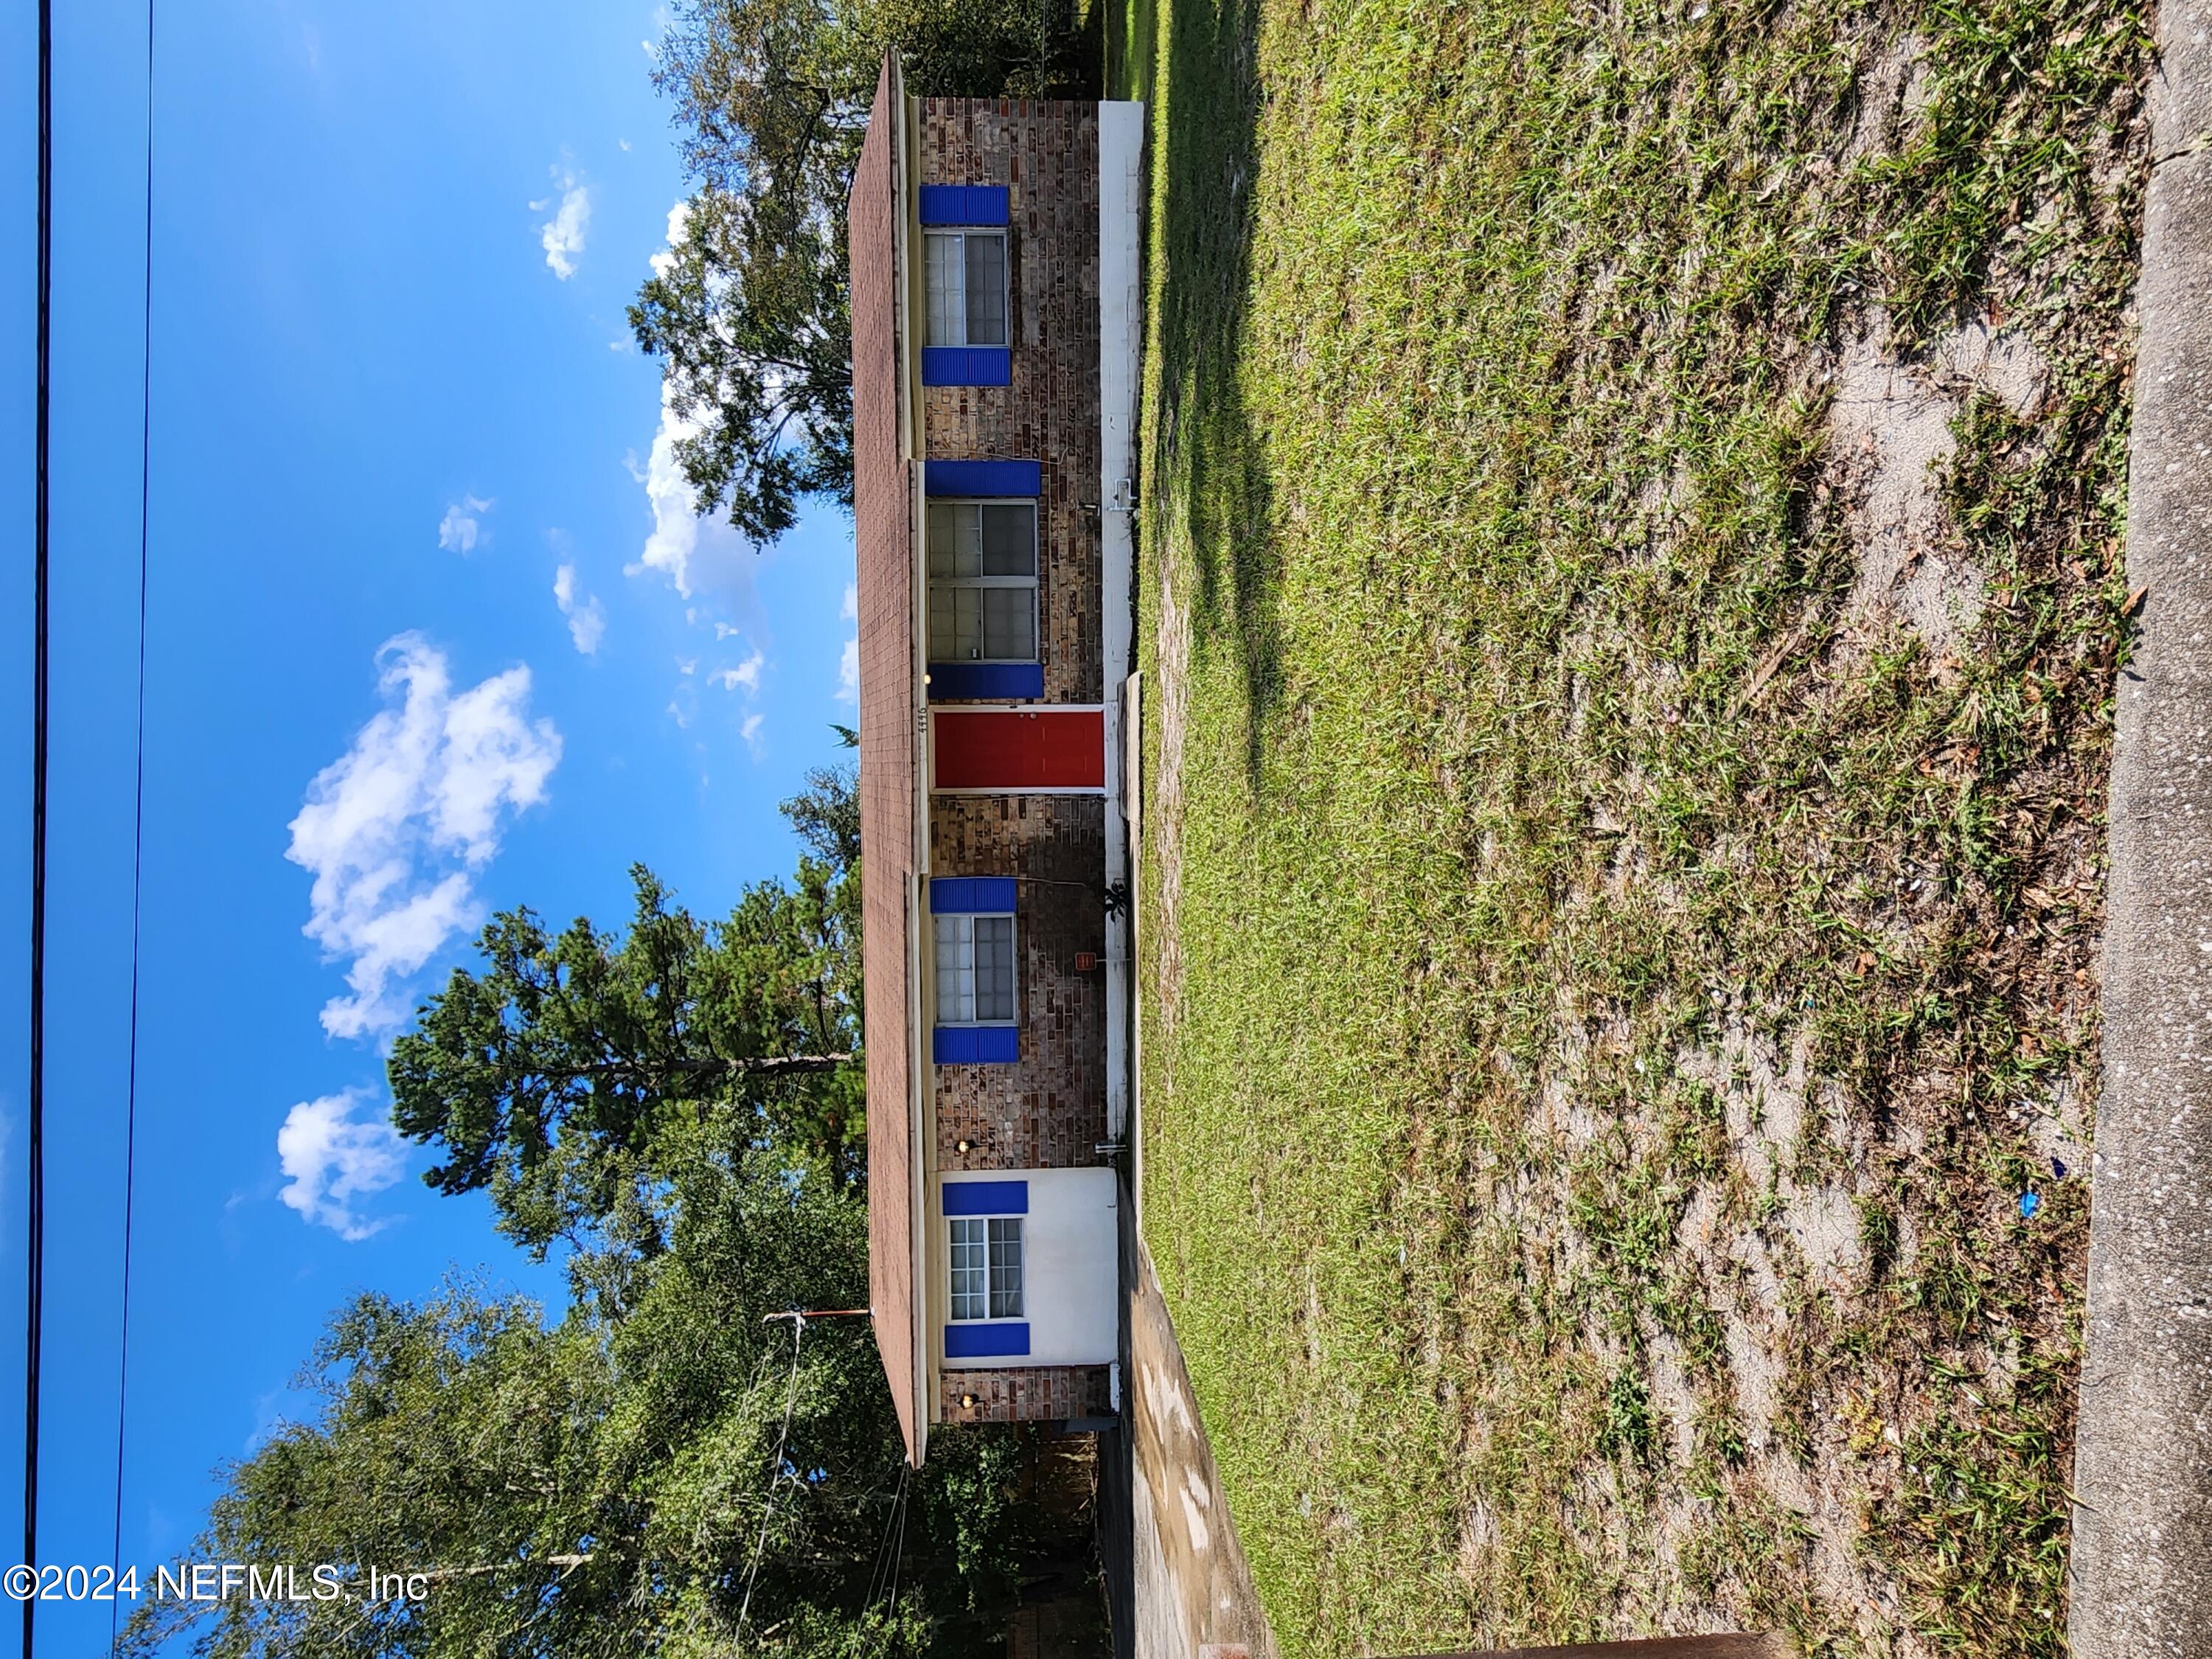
[{"left": 850, "top": 57, "right": 925, "bottom": 1467}]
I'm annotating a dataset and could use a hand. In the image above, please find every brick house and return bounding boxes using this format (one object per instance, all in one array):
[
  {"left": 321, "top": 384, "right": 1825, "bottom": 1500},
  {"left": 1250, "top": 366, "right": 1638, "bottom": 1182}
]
[{"left": 851, "top": 58, "right": 1144, "bottom": 1466}]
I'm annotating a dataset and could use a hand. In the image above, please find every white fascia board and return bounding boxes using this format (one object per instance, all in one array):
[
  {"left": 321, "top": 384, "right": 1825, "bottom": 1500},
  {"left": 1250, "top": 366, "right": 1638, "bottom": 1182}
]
[{"left": 1099, "top": 99, "right": 1144, "bottom": 1142}]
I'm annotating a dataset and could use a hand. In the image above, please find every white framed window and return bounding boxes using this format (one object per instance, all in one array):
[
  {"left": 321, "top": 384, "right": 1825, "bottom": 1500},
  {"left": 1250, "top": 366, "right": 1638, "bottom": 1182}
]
[
  {"left": 925, "top": 229, "right": 1008, "bottom": 348},
  {"left": 948, "top": 1216, "right": 1023, "bottom": 1321},
  {"left": 934, "top": 911, "right": 1016, "bottom": 1025},
  {"left": 928, "top": 501, "right": 1037, "bottom": 662}
]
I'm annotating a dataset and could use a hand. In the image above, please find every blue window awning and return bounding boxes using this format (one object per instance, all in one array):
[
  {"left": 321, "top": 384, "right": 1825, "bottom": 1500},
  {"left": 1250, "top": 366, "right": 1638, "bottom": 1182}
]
[
  {"left": 921, "top": 347, "right": 1011, "bottom": 386},
  {"left": 929, "top": 877, "right": 1018, "bottom": 914},
  {"left": 942, "top": 1179, "right": 1029, "bottom": 1216},
  {"left": 919, "top": 185, "right": 1009, "bottom": 226},
  {"left": 925, "top": 459, "right": 1041, "bottom": 498},
  {"left": 944, "top": 1321, "right": 1030, "bottom": 1359},
  {"left": 933, "top": 1025, "right": 1019, "bottom": 1065}
]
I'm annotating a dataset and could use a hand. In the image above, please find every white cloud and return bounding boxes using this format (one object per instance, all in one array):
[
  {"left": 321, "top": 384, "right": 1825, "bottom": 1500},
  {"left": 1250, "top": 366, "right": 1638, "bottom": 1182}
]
[
  {"left": 286, "top": 634, "right": 562, "bottom": 1039},
  {"left": 836, "top": 582, "right": 859, "bottom": 704},
  {"left": 649, "top": 199, "right": 691, "bottom": 279},
  {"left": 276, "top": 1091, "right": 408, "bottom": 1240},
  {"left": 627, "top": 203, "right": 775, "bottom": 625},
  {"left": 438, "top": 495, "right": 492, "bottom": 553},
  {"left": 740, "top": 711, "right": 765, "bottom": 754},
  {"left": 711, "top": 650, "right": 764, "bottom": 695},
  {"left": 535, "top": 169, "right": 592, "bottom": 281},
  {"left": 552, "top": 563, "right": 607, "bottom": 655},
  {"left": 628, "top": 389, "right": 766, "bottom": 607}
]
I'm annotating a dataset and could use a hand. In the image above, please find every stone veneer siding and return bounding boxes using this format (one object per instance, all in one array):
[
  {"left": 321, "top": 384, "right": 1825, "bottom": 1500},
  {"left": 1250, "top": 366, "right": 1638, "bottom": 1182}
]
[
  {"left": 940, "top": 1365, "right": 1115, "bottom": 1425},
  {"left": 931, "top": 793, "right": 1110, "bottom": 1171},
  {"left": 917, "top": 99, "right": 1103, "bottom": 705},
  {"left": 922, "top": 100, "right": 1113, "bottom": 1434}
]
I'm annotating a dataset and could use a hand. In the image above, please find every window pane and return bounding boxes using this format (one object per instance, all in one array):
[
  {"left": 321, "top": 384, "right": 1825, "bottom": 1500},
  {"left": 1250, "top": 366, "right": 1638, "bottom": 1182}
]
[
  {"left": 926, "top": 504, "right": 956, "bottom": 578},
  {"left": 981, "top": 587, "right": 1034, "bottom": 660},
  {"left": 954, "top": 586, "right": 984, "bottom": 659},
  {"left": 974, "top": 916, "right": 1015, "bottom": 1023},
  {"left": 950, "top": 1218, "right": 985, "bottom": 1320},
  {"left": 964, "top": 234, "right": 1006, "bottom": 346},
  {"left": 981, "top": 504, "right": 1034, "bottom": 577},
  {"left": 928, "top": 583, "right": 983, "bottom": 661},
  {"left": 950, "top": 505, "right": 981, "bottom": 578},
  {"left": 925, "top": 502, "right": 979, "bottom": 579},
  {"left": 988, "top": 1217, "right": 1023, "bottom": 1318},
  {"left": 930, "top": 580, "right": 1033, "bottom": 662},
  {"left": 926, "top": 234, "right": 964, "bottom": 347},
  {"left": 927, "top": 584, "right": 955, "bottom": 661},
  {"left": 934, "top": 914, "right": 973, "bottom": 1023}
]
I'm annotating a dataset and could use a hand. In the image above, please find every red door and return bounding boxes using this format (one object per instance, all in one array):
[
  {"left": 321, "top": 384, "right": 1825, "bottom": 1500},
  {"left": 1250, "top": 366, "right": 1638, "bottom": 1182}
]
[{"left": 932, "top": 708, "right": 1105, "bottom": 790}]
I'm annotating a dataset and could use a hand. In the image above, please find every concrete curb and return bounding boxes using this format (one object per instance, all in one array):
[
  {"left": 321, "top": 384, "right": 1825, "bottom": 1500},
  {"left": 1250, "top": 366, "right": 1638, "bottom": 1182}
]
[{"left": 2067, "top": 6, "right": 2212, "bottom": 1653}]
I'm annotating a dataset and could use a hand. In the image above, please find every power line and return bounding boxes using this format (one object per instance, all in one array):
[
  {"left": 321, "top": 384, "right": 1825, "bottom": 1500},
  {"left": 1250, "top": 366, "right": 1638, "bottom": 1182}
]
[
  {"left": 861, "top": 1460, "right": 910, "bottom": 1618},
  {"left": 734, "top": 1313, "right": 808, "bottom": 1647},
  {"left": 26, "top": 0, "right": 55, "bottom": 1644},
  {"left": 110, "top": 0, "right": 156, "bottom": 1648},
  {"left": 881, "top": 1454, "right": 911, "bottom": 1633}
]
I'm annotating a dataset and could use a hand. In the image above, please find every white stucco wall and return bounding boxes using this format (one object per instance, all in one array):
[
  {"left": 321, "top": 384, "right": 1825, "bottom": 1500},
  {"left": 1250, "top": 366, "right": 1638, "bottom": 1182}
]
[{"left": 935, "top": 1166, "right": 1119, "bottom": 1367}]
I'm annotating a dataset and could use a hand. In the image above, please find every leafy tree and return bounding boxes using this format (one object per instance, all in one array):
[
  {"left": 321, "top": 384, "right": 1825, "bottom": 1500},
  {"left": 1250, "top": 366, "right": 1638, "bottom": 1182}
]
[
  {"left": 629, "top": 0, "right": 1094, "bottom": 543},
  {"left": 389, "top": 779, "right": 865, "bottom": 1253},
  {"left": 122, "top": 1144, "right": 1029, "bottom": 1658},
  {"left": 126, "top": 768, "right": 1084, "bottom": 1658},
  {"left": 131, "top": 774, "right": 1106, "bottom": 1655},
  {"left": 782, "top": 759, "right": 860, "bottom": 871}
]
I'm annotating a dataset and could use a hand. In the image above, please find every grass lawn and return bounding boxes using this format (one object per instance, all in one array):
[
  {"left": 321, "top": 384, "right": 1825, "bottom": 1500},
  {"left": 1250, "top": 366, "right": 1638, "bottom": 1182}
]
[{"left": 1110, "top": 0, "right": 2152, "bottom": 1654}]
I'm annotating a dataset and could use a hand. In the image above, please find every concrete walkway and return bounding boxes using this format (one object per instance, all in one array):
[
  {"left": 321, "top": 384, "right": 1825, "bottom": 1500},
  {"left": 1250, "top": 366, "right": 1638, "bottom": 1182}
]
[
  {"left": 1100, "top": 1187, "right": 1279, "bottom": 1659},
  {"left": 2068, "top": 6, "right": 2212, "bottom": 1653}
]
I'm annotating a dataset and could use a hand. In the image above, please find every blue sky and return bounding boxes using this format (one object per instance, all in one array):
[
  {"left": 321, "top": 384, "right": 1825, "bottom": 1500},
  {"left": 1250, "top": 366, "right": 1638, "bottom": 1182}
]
[{"left": 0, "top": 0, "right": 860, "bottom": 1646}]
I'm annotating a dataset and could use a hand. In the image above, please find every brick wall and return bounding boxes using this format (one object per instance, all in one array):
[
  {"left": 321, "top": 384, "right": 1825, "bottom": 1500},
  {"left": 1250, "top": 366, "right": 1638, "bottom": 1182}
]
[
  {"left": 918, "top": 100, "right": 1113, "bottom": 1444},
  {"left": 917, "top": 100, "right": 1103, "bottom": 704},
  {"left": 941, "top": 1365, "right": 1114, "bottom": 1424},
  {"left": 931, "top": 794, "right": 1108, "bottom": 1170}
]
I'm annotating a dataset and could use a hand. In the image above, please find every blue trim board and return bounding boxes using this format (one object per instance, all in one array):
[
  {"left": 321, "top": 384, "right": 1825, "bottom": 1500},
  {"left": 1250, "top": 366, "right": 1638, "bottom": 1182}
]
[
  {"left": 933, "top": 1025, "right": 1020, "bottom": 1065},
  {"left": 944, "top": 1322, "right": 1031, "bottom": 1359},
  {"left": 930, "top": 877, "right": 1019, "bottom": 914},
  {"left": 925, "top": 459, "right": 1041, "bottom": 497},
  {"left": 921, "top": 347, "right": 1010, "bottom": 386},
  {"left": 918, "top": 185, "right": 1010, "bottom": 226},
  {"left": 928, "top": 661, "right": 1045, "bottom": 701},
  {"left": 942, "top": 1179, "right": 1029, "bottom": 1216}
]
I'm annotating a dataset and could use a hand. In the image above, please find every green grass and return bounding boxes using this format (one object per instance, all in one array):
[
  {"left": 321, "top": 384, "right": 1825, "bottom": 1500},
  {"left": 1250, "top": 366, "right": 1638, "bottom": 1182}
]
[{"left": 1113, "top": 0, "right": 2149, "bottom": 1654}]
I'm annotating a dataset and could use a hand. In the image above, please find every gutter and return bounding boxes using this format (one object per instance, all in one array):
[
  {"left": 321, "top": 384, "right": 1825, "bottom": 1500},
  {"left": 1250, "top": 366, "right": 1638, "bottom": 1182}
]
[{"left": 888, "top": 57, "right": 933, "bottom": 1469}]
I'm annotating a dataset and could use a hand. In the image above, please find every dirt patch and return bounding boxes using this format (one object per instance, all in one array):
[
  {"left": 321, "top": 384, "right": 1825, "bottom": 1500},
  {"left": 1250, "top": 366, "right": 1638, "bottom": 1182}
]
[
  {"left": 1846, "top": 33, "right": 1933, "bottom": 163},
  {"left": 1823, "top": 313, "right": 2053, "bottom": 658}
]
